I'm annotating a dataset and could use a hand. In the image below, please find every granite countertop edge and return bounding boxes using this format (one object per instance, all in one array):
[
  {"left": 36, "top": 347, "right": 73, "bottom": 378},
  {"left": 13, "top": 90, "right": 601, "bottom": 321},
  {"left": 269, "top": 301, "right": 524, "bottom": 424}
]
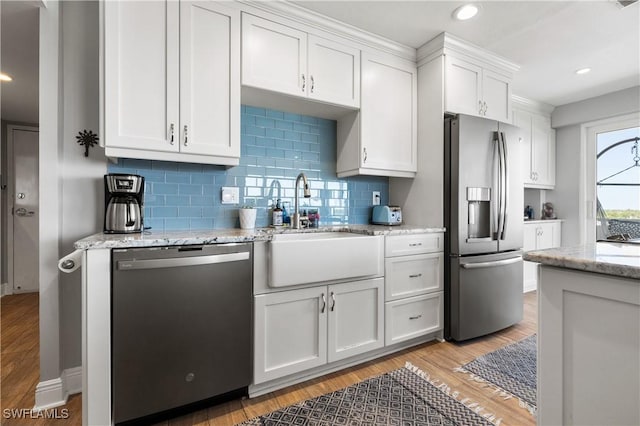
[
  {"left": 75, "top": 225, "right": 446, "bottom": 250},
  {"left": 523, "top": 243, "right": 640, "bottom": 280}
]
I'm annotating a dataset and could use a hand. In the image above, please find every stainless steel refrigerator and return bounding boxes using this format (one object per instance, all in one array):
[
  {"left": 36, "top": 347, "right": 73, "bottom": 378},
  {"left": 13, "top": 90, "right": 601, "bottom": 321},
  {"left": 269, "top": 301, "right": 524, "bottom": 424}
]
[{"left": 444, "top": 114, "right": 524, "bottom": 341}]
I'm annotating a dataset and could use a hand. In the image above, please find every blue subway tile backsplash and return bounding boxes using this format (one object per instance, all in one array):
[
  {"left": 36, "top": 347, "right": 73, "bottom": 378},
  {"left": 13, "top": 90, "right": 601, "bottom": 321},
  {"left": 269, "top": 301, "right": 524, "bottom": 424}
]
[{"left": 107, "top": 106, "right": 389, "bottom": 231}]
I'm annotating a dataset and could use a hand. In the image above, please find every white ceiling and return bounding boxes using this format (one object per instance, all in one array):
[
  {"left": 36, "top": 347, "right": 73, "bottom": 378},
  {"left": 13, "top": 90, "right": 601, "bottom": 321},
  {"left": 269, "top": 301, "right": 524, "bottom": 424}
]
[
  {"left": 292, "top": 0, "right": 640, "bottom": 106},
  {"left": 1, "top": 1, "right": 639, "bottom": 124}
]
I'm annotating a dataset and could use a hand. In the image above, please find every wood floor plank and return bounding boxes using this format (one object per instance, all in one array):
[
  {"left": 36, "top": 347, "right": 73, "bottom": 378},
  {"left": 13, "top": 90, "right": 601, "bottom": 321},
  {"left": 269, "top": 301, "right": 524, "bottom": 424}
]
[{"left": 2, "top": 292, "right": 538, "bottom": 426}]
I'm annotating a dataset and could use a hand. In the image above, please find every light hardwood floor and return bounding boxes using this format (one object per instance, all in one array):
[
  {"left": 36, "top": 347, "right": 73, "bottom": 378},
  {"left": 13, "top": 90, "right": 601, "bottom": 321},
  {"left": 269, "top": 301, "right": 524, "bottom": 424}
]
[{"left": 1, "top": 292, "right": 537, "bottom": 426}]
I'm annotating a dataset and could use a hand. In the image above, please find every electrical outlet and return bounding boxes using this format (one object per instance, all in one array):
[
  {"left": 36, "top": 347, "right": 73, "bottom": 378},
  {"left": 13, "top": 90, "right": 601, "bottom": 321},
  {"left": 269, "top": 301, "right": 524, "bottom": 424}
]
[
  {"left": 372, "top": 191, "right": 381, "bottom": 206},
  {"left": 221, "top": 187, "right": 239, "bottom": 204}
]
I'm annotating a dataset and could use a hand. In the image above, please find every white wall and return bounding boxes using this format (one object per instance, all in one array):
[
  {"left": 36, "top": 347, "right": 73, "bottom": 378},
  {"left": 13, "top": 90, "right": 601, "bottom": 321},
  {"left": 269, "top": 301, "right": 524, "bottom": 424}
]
[
  {"left": 550, "top": 86, "right": 640, "bottom": 246},
  {"left": 59, "top": 0, "right": 104, "bottom": 370},
  {"left": 38, "top": 0, "right": 105, "bottom": 397}
]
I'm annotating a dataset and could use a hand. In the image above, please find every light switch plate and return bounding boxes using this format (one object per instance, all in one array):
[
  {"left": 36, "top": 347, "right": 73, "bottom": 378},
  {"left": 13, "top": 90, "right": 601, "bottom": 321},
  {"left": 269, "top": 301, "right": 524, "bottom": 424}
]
[
  {"left": 372, "top": 191, "right": 381, "bottom": 205},
  {"left": 221, "top": 187, "right": 239, "bottom": 204}
]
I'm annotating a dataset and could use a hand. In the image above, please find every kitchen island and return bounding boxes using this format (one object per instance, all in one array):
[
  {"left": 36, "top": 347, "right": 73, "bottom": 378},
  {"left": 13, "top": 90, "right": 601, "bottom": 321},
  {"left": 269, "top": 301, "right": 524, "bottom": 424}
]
[{"left": 524, "top": 243, "right": 640, "bottom": 426}]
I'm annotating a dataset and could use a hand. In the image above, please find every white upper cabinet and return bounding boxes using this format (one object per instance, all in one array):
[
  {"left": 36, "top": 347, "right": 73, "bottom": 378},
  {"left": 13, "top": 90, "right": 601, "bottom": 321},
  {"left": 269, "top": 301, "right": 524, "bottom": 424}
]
[
  {"left": 242, "top": 14, "right": 360, "bottom": 108},
  {"left": 241, "top": 14, "right": 307, "bottom": 97},
  {"left": 514, "top": 107, "right": 556, "bottom": 188},
  {"left": 337, "top": 52, "right": 417, "bottom": 178},
  {"left": 445, "top": 55, "right": 512, "bottom": 123},
  {"left": 307, "top": 35, "right": 360, "bottom": 108},
  {"left": 103, "top": 0, "right": 240, "bottom": 165},
  {"left": 104, "top": 1, "right": 180, "bottom": 153}
]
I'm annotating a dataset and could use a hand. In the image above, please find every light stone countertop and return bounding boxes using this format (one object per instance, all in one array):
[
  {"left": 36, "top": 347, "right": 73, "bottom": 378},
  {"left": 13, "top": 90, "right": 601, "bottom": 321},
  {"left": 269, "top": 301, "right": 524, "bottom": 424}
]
[
  {"left": 74, "top": 225, "right": 446, "bottom": 250},
  {"left": 523, "top": 242, "right": 640, "bottom": 280}
]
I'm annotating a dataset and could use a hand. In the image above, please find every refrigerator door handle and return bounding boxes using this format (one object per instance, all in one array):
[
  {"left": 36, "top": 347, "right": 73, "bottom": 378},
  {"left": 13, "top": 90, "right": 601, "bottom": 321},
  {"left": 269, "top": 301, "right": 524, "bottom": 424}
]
[
  {"left": 492, "top": 132, "right": 501, "bottom": 238},
  {"left": 495, "top": 132, "right": 504, "bottom": 240},
  {"left": 460, "top": 256, "right": 522, "bottom": 269},
  {"left": 499, "top": 132, "right": 509, "bottom": 240}
]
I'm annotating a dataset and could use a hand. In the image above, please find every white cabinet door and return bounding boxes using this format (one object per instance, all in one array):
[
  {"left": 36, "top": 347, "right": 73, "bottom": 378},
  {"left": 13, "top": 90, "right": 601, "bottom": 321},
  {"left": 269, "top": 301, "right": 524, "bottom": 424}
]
[
  {"left": 360, "top": 52, "right": 417, "bottom": 173},
  {"left": 523, "top": 223, "right": 538, "bottom": 251},
  {"left": 104, "top": 0, "right": 179, "bottom": 152},
  {"left": 308, "top": 35, "right": 360, "bottom": 108},
  {"left": 180, "top": 1, "right": 239, "bottom": 158},
  {"left": 532, "top": 115, "right": 555, "bottom": 187},
  {"left": 241, "top": 14, "right": 307, "bottom": 97},
  {"left": 385, "top": 253, "right": 444, "bottom": 301},
  {"left": 482, "top": 69, "right": 511, "bottom": 123},
  {"left": 385, "top": 292, "right": 443, "bottom": 346},
  {"left": 327, "top": 278, "right": 384, "bottom": 363},
  {"left": 254, "top": 287, "right": 327, "bottom": 384},
  {"left": 444, "top": 56, "right": 482, "bottom": 117},
  {"left": 514, "top": 109, "right": 535, "bottom": 185}
]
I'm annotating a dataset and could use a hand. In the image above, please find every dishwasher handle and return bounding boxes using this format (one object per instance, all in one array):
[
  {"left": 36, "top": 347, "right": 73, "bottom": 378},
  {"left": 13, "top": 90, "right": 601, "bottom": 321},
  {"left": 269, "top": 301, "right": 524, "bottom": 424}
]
[{"left": 117, "top": 251, "right": 250, "bottom": 271}]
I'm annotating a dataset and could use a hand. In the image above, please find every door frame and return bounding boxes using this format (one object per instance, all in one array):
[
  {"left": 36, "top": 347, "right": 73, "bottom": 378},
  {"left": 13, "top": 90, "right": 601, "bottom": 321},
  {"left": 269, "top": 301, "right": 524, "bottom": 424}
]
[
  {"left": 580, "top": 112, "right": 640, "bottom": 244},
  {"left": 6, "top": 124, "right": 40, "bottom": 294}
]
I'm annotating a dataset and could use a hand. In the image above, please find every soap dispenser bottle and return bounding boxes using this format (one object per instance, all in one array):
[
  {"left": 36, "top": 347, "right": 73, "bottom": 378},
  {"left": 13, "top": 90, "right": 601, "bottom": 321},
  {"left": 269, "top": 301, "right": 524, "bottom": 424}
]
[{"left": 272, "top": 199, "right": 283, "bottom": 226}]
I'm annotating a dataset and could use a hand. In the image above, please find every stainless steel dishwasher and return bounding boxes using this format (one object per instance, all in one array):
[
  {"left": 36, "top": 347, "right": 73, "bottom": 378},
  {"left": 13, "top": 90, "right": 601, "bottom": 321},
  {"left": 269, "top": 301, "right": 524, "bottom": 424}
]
[{"left": 111, "top": 243, "right": 252, "bottom": 424}]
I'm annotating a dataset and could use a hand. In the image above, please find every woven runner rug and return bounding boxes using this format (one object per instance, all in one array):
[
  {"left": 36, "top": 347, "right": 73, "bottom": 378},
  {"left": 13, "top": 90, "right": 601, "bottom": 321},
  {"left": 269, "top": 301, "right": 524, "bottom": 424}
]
[
  {"left": 456, "top": 335, "right": 537, "bottom": 415},
  {"left": 239, "top": 362, "right": 502, "bottom": 425}
]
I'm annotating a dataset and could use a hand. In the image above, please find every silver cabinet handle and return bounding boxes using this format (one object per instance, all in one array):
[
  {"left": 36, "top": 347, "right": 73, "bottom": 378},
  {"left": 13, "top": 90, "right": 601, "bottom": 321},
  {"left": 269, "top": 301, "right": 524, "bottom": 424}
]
[
  {"left": 409, "top": 243, "right": 422, "bottom": 247},
  {"left": 478, "top": 100, "right": 483, "bottom": 115},
  {"left": 321, "top": 293, "right": 326, "bottom": 313},
  {"left": 169, "top": 123, "right": 175, "bottom": 145},
  {"left": 183, "top": 125, "right": 188, "bottom": 146},
  {"left": 15, "top": 207, "right": 35, "bottom": 217},
  {"left": 363, "top": 147, "right": 367, "bottom": 163},
  {"left": 310, "top": 75, "right": 314, "bottom": 93},
  {"left": 483, "top": 101, "right": 488, "bottom": 115},
  {"left": 409, "top": 314, "right": 422, "bottom": 320},
  {"left": 409, "top": 273, "right": 422, "bottom": 278},
  {"left": 301, "top": 74, "right": 306, "bottom": 92},
  {"left": 330, "top": 292, "right": 336, "bottom": 312}
]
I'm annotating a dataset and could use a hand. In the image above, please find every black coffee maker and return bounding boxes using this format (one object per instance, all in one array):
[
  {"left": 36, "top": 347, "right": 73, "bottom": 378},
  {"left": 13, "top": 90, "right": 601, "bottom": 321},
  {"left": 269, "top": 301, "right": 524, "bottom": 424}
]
[{"left": 104, "top": 174, "right": 145, "bottom": 233}]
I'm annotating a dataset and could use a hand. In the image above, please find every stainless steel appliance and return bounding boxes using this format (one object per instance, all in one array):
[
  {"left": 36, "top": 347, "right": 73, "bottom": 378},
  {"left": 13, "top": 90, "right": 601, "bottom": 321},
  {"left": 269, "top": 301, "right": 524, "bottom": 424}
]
[
  {"left": 104, "top": 174, "right": 144, "bottom": 233},
  {"left": 372, "top": 205, "right": 403, "bottom": 225},
  {"left": 445, "top": 114, "right": 524, "bottom": 341},
  {"left": 111, "top": 243, "right": 252, "bottom": 424}
]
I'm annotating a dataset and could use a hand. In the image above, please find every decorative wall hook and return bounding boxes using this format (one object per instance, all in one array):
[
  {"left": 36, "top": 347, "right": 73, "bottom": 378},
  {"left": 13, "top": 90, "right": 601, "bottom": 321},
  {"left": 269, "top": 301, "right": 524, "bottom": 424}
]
[{"left": 76, "top": 129, "right": 99, "bottom": 157}]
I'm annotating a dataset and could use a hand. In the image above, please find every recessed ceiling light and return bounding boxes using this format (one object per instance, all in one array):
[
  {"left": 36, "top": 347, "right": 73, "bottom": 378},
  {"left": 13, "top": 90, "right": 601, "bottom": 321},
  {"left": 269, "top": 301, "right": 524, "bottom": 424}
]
[
  {"left": 453, "top": 4, "right": 480, "bottom": 21},
  {"left": 0, "top": 73, "right": 12, "bottom": 82},
  {"left": 575, "top": 68, "right": 591, "bottom": 75}
]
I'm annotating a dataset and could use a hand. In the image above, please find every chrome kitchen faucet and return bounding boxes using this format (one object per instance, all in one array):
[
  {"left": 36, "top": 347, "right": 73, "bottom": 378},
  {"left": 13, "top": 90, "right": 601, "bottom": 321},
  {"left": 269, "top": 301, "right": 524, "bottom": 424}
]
[{"left": 292, "top": 172, "right": 311, "bottom": 229}]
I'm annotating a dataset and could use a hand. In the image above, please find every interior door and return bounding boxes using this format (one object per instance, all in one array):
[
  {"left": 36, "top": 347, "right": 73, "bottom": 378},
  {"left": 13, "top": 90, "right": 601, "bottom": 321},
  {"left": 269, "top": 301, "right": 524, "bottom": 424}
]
[{"left": 11, "top": 127, "right": 39, "bottom": 293}]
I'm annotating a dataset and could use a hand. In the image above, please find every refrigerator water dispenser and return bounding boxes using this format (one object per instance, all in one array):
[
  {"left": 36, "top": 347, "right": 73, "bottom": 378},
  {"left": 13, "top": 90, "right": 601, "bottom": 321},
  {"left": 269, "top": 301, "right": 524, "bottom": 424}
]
[{"left": 467, "top": 187, "right": 491, "bottom": 240}]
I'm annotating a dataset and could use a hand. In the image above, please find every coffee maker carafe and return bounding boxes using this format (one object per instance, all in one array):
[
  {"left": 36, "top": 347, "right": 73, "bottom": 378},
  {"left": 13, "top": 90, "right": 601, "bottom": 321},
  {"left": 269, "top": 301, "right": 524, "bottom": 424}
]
[{"left": 104, "top": 174, "right": 144, "bottom": 233}]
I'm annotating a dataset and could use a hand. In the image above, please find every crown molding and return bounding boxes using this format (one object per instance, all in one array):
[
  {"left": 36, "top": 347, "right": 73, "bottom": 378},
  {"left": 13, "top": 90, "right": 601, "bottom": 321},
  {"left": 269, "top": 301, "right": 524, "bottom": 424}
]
[
  {"left": 417, "top": 32, "right": 520, "bottom": 75},
  {"left": 237, "top": 0, "right": 417, "bottom": 61},
  {"left": 513, "top": 94, "right": 556, "bottom": 115}
]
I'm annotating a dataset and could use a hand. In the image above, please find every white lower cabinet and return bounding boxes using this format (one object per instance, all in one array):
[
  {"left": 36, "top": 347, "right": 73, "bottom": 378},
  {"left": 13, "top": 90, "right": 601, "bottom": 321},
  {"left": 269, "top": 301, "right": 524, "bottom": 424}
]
[
  {"left": 328, "top": 279, "right": 384, "bottom": 362},
  {"left": 384, "top": 233, "right": 445, "bottom": 346},
  {"left": 523, "top": 221, "right": 562, "bottom": 292},
  {"left": 386, "top": 293, "right": 443, "bottom": 346},
  {"left": 254, "top": 277, "right": 383, "bottom": 385}
]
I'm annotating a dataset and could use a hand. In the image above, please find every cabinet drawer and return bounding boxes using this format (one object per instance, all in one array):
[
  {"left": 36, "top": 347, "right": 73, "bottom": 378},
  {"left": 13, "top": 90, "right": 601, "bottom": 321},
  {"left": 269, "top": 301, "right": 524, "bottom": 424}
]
[
  {"left": 385, "top": 233, "right": 443, "bottom": 257},
  {"left": 385, "top": 292, "right": 443, "bottom": 346},
  {"left": 385, "top": 253, "right": 443, "bottom": 301}
]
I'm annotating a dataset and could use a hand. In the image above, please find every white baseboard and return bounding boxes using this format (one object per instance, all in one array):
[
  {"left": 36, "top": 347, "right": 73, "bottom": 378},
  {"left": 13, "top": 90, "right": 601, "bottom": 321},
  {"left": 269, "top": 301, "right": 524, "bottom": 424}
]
[
  {"left": 1, "top": 282, "right": 12, "bottom": 297},
  {"left": 523, "top": 280, "right": 537, "bottom": 293},
  {"left": 33, "top": 366, "right": 82, "bottom": 411}
]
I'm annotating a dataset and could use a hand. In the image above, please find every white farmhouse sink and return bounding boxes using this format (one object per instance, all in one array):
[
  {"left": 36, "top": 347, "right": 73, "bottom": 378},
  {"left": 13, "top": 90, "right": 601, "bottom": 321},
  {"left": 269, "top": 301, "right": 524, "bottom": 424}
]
[{"left": 269, "top": 232, "right": 384, "bottom": 287}]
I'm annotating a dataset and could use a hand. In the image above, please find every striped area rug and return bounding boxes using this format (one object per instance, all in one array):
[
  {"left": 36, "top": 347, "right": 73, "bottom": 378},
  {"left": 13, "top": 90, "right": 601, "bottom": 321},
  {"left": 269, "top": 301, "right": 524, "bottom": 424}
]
[
  {"left": 456, "top": 334, "right": 537, "bottom": 415},
  {"left": 239, "top": 362, "right": 501, "bottom": 425}
]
